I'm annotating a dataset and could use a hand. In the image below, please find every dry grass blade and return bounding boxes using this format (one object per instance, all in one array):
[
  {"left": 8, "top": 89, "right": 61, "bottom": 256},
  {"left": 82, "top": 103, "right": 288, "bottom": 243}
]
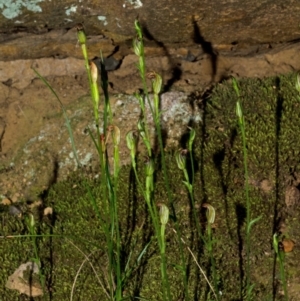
[
  {"left": 172, "top": 229, "right": 218, "bottom": 300},
  {"left": 66, "top": 239, "right": 109, "bottom": 300}
]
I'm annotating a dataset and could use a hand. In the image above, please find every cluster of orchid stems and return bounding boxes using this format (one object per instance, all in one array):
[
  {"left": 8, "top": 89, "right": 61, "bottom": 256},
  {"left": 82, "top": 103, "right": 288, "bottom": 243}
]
[
  {"left": 77, "top": 24, "right": 123, "bottom": 301},
  {"left": 126, "top": 19, "right": 172, "bottom": 301},
  {"left": 128, "top": 19, "right": 221, "bottom": 301}
]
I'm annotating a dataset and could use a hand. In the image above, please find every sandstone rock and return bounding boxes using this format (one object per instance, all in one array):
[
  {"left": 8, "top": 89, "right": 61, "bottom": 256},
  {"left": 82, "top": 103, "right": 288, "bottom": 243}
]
[
  {"left": 1, "top": 42, "right": 300, "bottom": 91},
  {"left": 0, "top": 1, "right": 300, "bottom": 60},
  {"left": 6, "top": 262, "right": 43, "bottom": 297},
  {"left": 0, "top": 91, "right": 202, "bottom": 197}
]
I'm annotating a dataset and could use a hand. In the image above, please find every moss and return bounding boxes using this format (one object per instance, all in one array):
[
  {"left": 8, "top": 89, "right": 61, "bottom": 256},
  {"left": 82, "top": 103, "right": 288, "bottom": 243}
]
[{"left": 2, "top": 73, "right": 300, "bottom": 300}]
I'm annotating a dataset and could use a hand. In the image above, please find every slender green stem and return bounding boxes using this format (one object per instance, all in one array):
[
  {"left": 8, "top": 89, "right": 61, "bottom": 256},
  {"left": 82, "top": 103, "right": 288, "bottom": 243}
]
[
  {"left": 240, "top": 107, "right": 251, "bottom": 296},
  {"left": 26, "top": 214, "right": 46, "bottom": 296},
  {"left": 273, "top": 234, "right": 288, "bottom": 301},
  {"left": 111, "top": 127, "right": 122, "bottom": 300},
  {"left": 207, "top": 223, "right": 218, "bottom": 300},
  {"left": 202, "top": 204, "right": 218, "bottom": 300},
  {"left": 278, "top": 250, "right": 288, "bottom": 301},
  {"left": 176, "top": 149, "right": 203, "bottom": 242},
  {"left": 32, "top": 68, "right": 81, "bottom": 167},
  {"left": 234, "top": 78, "right": 252, "bottom": 301}
]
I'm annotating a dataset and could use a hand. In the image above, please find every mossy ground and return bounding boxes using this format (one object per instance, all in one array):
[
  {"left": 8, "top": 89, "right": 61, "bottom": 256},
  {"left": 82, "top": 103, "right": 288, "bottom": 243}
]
[{"left": 1, "top": 73, "right": 300, "bottom": 300}]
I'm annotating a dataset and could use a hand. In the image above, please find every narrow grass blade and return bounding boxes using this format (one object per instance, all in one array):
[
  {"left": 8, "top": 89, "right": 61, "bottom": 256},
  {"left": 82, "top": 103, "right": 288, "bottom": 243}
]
[{"left": 32, "top": 68, "right": 81, "bottom": 167}]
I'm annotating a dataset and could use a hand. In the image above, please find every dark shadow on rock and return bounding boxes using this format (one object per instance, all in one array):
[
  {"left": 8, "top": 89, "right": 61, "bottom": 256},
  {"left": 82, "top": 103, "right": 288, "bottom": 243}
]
[
  {"left": 236, "top": 203, "right": 246, "bottom": 300},
  {"left": 179, "top": 122, "right": 203, "bottom": 301},
  {"left": 141, "top": 24, "right": 182, "bottom": 91},
  {"left": 125, "top": 163, "right": 155, "bottom": 299},
  {"left": 132, "top": 247, "right": 157, "bottom": 299},
  {"left": 124, "top": 168, "right": 138, "bottom": 248},
  {"left": 34, "top": 156, "right": 59, "bottom": 300},
  {"left": 152, "top": 124, "right": 168, "bottom": 155},
  {"left": 213, "top": 148, "right": 226, "bottom": 193},
  {"left": 192, "top": 17, "right": 218, "bottom": 83},
  {"left": 99, "top": 60, "right": 110, "bottom": 102},
  {"left": 273, "top": 76, "right": 284, "bottom": 232},
  {"left": 93, "top": 51, "right": 122, "bottom": 72},
  {"left": 214, "top": 127, "right": 238, "bottom": 242},
  {"left": 28, "top": 261, "right": 36, "bottom": 300},
  {"left": 196, "top": 87, "right": 217, "bottom": 205},
  {"left": 133, "top": 22, "right": 174, "bottom": 152},
  {"left": 272, "top": 76, "right": 284, "bottom": 300},
  {"left": 198, "top": 90, "right": 209, "bottom": 204},
  {"left": 179, "top": 119, "right": 200, "bottom": 181},
  {"left": 190, "top": 120, "right": 217, "bottom": 300},
  {"left": 191, "top": 90, "right": 210, "bottom": 300},
  {"left": 39, "top": 156, "right": 59, "bottom": 201}
]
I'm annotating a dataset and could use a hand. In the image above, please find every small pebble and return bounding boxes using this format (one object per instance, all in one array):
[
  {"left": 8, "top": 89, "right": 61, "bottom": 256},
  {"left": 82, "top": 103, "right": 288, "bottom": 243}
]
[
  {"left": 115, "top": 100, "right": 124, "bottom": 107},
  {"left": 11, "top": 193, "right": 20, "bottom": 203},
  {"left": 9, "top": 205, "right": 22, "bottom": 216},
  {"left": 282, "top": 238, "right": 295, "bottom": 253},
  {"left": 1, "top": 198, "right": 11, "bottom": 205},
  {"left": 44, "top": 207, "right": 53, "bottom": 216}
]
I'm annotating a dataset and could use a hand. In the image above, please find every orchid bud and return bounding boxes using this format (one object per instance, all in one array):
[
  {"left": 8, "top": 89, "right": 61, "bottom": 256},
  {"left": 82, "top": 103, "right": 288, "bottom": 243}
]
[
  {"left": 202, "top": 203, "right": 215, "bottom": 224},
  {"left": 134, "top": 19, "right": 142, "bottom": 38},
  {"left": 90, "top": 61, "right": 98, "bottom": 84},
  {"left": 158, "top": 203, "right": 169, "bottom": 226},
  {"left": 296, "top": 72, "right": 300, "bottom": 93},
  {"left": 148, "top": 72, "right": 162, "bottom": 95},
  {"left": 176, "top": 149, "right": 187, "bottom": 170},
  {"left": 236, "top": 101, "right": 243, "bottom": 126},
  {"left": 111, "top": 125, "right": 120, "bottom": 146},
  {"left": 133, "top": 37, "right": 143, "bottom": 57},
  {"left": 28, "top": 213, "right": 35, "bottom": 229},
  {"left": 126, "top": 131, "right": 137, "bottom": 154},
  {"left": 154, "top": 75, "right": 162, "bottom": 94},
  {"left": 187, "top": 127, "right": 196, "bottom": 151},
  {"left": 145, "top": 158, "right": 154, "bottom": 177},
  {"left": 76, "top": 23, "right": 86, "bottom": 45},
  {"left": 273, "top": 233, "right": 279, "bottom": 254},
  {"left": 137, "top": 119, "right": 146, "bottom": 139},
  {"left": 100, "top": 134, "right": 106, "bottom": 152}
]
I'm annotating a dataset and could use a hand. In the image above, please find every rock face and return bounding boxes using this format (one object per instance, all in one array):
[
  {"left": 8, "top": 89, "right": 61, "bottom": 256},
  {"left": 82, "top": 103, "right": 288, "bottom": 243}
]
[{"left": 0, "top": 0, "right": 300, "bottom": 60}]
